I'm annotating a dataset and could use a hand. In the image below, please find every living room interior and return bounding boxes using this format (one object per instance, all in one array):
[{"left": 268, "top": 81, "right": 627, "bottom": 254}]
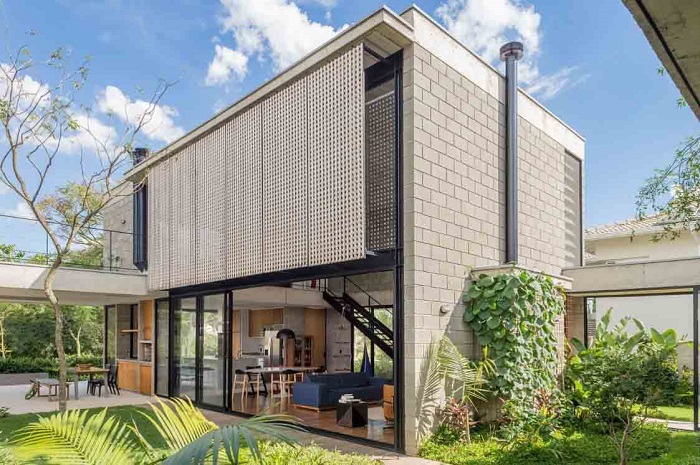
[{"left": 228, "top": 271, "right": 396, "bottom": 445}]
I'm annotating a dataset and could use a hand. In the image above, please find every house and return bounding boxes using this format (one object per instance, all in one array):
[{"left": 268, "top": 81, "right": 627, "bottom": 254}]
[
  {"left": 0, "top": 6, "right": 584, "bottom": 455},
  {"left": 582, "top": 217, "right": 698, "bottom": 368}
]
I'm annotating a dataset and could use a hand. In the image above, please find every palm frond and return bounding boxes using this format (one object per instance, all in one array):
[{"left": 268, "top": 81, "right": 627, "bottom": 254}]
[
  {"left": 437, "top": 337, "right": 487, "bottom": 404},
  {"left": 11, "top": 408, "right": 137, "bottom": 465},
  {"left": 162, "top": 413, "right": 305, "bottom": 465},
  {"left": 415, "top": 336, "right": 445, "bottom": 440},
  {"left": 132, "top": 397, "right": 217, "bottom": 459}
]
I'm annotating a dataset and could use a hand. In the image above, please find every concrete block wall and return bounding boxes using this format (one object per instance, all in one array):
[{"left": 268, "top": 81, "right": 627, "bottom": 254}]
[{"left": 401, "top": 37, "right": 581, "bottom": 453}]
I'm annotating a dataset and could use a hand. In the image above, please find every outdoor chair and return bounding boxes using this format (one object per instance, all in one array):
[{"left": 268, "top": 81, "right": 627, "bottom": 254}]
[
  {"left": 107, "top": 364, "right": 120, "bottom": 395},
  {"left": 87, "top": 364, "right": 108, "bottom": 397}
]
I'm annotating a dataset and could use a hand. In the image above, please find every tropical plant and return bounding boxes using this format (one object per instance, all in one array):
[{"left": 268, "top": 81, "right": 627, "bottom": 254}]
[
  {"left": 11, "top": 397, "right": 304, "bottom": 464},
  {"left": 462, "top": 270, "right": 565, "bottom": 411},
  {"left": 418, "top": 335, "right": 493, "bottom": 443},
  {"left": 566, "top": 309, "right": 688, "bottom": 465}
]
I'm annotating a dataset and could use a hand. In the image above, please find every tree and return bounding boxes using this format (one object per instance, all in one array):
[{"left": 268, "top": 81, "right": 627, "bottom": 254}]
[
  {"left": 0, "top": 42, "right": 173, "bottom": 411},
  {"left": 636, "top": 136, "right": 700, "bottom": 239},
  {"left": 636, "top": 68, "right": 700, "bottom": 240}
]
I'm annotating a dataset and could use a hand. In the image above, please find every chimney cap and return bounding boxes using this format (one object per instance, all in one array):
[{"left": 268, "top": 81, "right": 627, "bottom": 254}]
[{"left": 499, "top": 42, "right": 524, "bottom": 61}]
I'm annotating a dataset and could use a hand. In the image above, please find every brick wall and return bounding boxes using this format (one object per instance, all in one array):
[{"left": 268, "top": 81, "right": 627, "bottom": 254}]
[{"left": 401, "top": 41, "right": 580, "bottom": 452}]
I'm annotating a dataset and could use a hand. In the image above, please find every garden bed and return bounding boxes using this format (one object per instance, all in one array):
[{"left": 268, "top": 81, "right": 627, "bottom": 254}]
[{"left": 419, "top": 425, "right": 700, "bottom": 465}]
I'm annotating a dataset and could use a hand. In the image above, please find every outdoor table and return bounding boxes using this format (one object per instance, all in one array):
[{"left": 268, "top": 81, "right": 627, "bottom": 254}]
[
  {"left": 67, "top": 367, "right": 110, "bottom": 400},
  {"left": 244, "top": 366, "right": 320, "bottom": 397}
]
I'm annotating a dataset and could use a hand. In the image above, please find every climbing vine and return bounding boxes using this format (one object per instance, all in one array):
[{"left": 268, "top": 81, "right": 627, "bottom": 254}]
[{"left": 463, "top": 269, "right": 565, "bottom": 407}]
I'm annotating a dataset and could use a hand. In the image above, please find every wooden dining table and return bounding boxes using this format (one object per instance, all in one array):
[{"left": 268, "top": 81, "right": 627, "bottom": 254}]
[
  {"left": 67, "top": 366, "right": 110, "bottom": 400},
  {"left": 244, "top": 366, "right": 321, "bottom": 397}
]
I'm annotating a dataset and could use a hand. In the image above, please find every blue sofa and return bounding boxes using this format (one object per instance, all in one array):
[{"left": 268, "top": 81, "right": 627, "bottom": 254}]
[{"left": 292, "top": 372, "right": 388, "bottom": 410}]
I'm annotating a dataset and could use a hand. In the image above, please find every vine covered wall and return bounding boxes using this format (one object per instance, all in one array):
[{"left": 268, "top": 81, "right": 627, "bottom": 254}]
[{"left": 463, "top": 269, "right": 566, "bottom": 406}]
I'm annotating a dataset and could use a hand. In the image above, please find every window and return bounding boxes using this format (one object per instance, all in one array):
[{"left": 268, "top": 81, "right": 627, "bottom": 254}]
[{"left": 133, "top": 185, "right": 147, "bottom": 271}]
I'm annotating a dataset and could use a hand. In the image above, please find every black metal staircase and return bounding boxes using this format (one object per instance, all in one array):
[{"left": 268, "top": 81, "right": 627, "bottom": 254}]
[{"left": 323, "top": 290, "right": 394, "bottom": 359}]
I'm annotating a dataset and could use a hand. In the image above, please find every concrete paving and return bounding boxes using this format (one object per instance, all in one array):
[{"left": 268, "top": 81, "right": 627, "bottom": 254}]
[
  {"left": 0, "top": 381, "right": 154, "bottom": 415},
  {"left": 203, "top": 409, "right": 443, "bottom": 465}
]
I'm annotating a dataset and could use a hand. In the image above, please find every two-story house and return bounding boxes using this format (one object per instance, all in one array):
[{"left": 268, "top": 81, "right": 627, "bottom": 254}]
[{"left": 98, "top": 5, "right": 584, "bottom": 454}]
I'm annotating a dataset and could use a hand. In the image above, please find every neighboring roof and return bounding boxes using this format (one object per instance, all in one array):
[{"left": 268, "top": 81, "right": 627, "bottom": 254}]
[
  {"left": 622, "top": 0, "right": 700, "bottom": 120},
  {"left": 586, "top": 216, "right": 666, "bottom": 240}
]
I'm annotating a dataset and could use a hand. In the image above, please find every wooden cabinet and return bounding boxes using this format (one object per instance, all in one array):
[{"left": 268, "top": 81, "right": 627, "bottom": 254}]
[
  {"left": 140, "top": 300, "right": 153, "bottom": 341},
  {"left": 117, "top": 360, "right": 139, "bottom": 391},
  {"left": 139, "top": 364, "right": 152, "bottom": 395},
  {"left": 304, "top": 308, "right": 326, "bottom": 367},
  {"left": 248, "top": 308, "right": 283, "bottom": 337},
  {"left": 232, "top": 310, "right": 241, "bottom": 358}
]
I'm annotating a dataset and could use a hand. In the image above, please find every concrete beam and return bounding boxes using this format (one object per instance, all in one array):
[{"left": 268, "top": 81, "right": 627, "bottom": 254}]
[
  {"left": 0, "top": 262, "right": 163, "bottom": 305},
  {"left": 563, "top": 257, "right": 700, "bottom": 295}
]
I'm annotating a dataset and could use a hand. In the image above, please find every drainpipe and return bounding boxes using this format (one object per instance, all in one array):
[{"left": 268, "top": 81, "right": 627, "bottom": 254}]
[{"left": 500, "top": 42, "right": 524, "bottom": 264}]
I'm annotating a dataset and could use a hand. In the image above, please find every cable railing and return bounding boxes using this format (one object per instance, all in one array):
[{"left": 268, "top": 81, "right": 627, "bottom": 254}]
[{"left": 0, "top": 213, "right": 140, "bottom": 273}]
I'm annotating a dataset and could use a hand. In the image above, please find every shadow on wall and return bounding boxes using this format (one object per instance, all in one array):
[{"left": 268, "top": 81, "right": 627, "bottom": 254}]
[{"left": 414, "top": 279, "right": 480, "bottom": 441}]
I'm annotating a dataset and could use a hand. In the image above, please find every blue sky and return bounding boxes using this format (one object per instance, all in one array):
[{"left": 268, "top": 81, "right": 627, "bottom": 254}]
[{"left": 0, "top": 0, "right": 698, "bottom": 254}]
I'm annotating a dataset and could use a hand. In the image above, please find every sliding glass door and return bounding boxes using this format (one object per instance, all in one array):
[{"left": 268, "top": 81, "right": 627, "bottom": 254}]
[
  {"left": 171, "top": 294, "right": 229, "bottom": 409},
  {"left": 173, "top": 297, "right": 197, "bottom": 400},
  {"left": 201, "top": 294, "right": 227, "bottom": 408},
  {"left": 155, "top": 299, "right": 169, "bottom": 397}
]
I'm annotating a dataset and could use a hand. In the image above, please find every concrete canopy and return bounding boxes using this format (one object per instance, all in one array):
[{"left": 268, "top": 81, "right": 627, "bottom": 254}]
[
  {"left": 563, "top": 257, "right": 700, "bottom": 296},
  {"left": 0, "top": 262, "right": 163, "bottom": 306},
  {"left": 623, "top": 0, "right": 700, "bottom": 120}
]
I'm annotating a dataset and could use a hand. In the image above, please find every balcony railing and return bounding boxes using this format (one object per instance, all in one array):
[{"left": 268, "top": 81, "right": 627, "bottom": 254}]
[{"left": 0, "top": 213, "right": 140, "bottom": 273}]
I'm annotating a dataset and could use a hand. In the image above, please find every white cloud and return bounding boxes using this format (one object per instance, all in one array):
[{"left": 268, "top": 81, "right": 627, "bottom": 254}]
[
  {"left": 0, "top": 64, "right": 52, "bottom": 115},
  {"left": 96, "top": 85, "right": 185, "bottom": 144},
  {"left": 524, "top": 66, "right": 589, "bottom": 101},
  {"left": 4, "top": 201, "right": 33, "bottom": 219},
  {"left": 205, "top": 45, "right": 249, "bottom": 86},
  {"left": 62, "top": 111, "right": 119, "bottom": 154},
  {"left": 206, "top": 0, "right": 344, "bottom": 86},
  {"left": 436, "top": 0, "right": 584, "bottom": 99}
]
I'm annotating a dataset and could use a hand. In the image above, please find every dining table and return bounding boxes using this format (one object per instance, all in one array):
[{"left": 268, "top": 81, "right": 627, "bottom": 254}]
[
  {"left": 243, "top": 366, "right": 322, "bottom": 397},
  {"left": 67, "top": 366, "right": 110, "bottom": 400}
]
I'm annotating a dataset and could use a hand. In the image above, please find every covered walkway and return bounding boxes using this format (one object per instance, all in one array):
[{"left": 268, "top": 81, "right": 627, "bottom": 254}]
[{"left": 564, "top": 257, "right": 700, "bottom": 432}]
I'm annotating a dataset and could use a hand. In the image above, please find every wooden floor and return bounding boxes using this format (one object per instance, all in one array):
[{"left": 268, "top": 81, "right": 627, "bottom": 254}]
[{"left": 231, "top": 392, "right": 394, "bottom": 445}]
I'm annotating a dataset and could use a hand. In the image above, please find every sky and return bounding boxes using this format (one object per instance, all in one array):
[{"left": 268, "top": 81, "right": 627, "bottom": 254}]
[{"left": 0, "top": 0, "right": 698, "bottom": 254}]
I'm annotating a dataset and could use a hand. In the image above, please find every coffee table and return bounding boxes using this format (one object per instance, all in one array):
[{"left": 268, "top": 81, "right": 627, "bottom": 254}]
[{"left": 336, "top": 400, "right": 368, "bottom": 428}]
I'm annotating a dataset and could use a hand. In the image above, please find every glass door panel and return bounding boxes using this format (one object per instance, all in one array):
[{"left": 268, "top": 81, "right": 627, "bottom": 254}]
[
  {"left": 155, "top": 299, "right": 169, "bottom": 397},
  {"left": 201, "top": 294, "right": 226, "bottom": 407},
  {"left": 173, "top": 297, "right": 197, "bottom": 400}
]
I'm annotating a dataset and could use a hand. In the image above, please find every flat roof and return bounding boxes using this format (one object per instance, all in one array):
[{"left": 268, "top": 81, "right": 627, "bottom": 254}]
[{"left": 623, "top": 0, "right": 700, "bottom": 120}]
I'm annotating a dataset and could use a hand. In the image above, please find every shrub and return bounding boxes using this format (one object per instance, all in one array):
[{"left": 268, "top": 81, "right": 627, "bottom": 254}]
[{"left": 0, "top": 355, "right": 102, "bottom": 374}]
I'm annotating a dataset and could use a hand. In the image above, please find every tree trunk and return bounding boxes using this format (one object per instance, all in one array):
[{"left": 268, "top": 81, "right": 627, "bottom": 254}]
[{"left": 44, "top": 262, "right": 67, "bottom": 412}]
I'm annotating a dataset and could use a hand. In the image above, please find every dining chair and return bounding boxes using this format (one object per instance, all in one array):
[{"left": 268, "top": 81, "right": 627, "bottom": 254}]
[
  {"left": 233, "top": 369, "right": 249, "bottom": 405},
  {"left": 271, "top": 369, "right": 296, "bottom": 399},
  {"left": 88, "top": 365, "right": 108, "bottom": 397},
  {"left": 245, "top": 366, "right": 263, "bottom": 400}
]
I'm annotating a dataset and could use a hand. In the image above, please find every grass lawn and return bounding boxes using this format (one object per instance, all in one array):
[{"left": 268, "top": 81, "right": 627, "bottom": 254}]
[
  {"left": 0, "top": 406, "right": 379, "bottom": 464},
  {"left": 655, "top": 405, "right": 694, "bottom": 422}
]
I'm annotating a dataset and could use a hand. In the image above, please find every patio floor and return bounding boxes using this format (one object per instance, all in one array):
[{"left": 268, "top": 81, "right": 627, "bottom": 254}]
[{"left": 0, "top": 381, "right": 154, "bottom": 415}]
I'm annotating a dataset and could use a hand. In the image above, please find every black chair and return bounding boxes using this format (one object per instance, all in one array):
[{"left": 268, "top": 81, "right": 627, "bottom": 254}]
[
  {"left": 88, "top": 365, "right": 108, "bottom": 397},
  {"left": 108, "top": 364, "right": 120, "bottom": 395}
]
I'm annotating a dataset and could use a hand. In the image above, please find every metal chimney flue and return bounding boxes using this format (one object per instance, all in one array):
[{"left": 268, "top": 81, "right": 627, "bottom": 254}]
[
  {"left": 500, "top": 42, "right": 523, "bottom": 265},
  {"left": 132, "top": 147, "right": 150, "bottom": 165}
]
